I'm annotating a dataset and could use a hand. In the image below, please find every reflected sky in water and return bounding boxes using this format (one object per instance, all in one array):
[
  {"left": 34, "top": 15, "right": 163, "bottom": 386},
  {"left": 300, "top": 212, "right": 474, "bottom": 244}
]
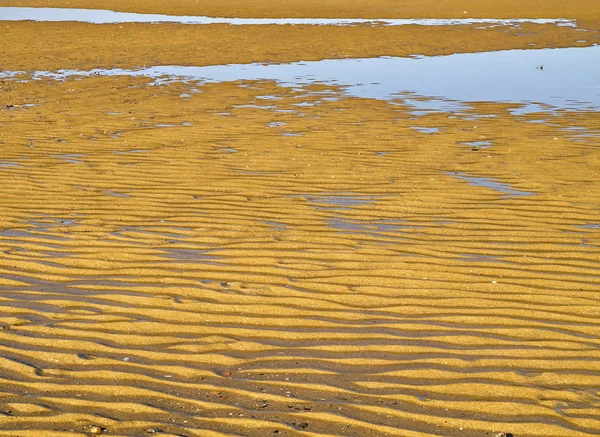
[
  {"left": 0, "top": 7, "right": 576, "bottom": 27},
  {"left": 1, "top": 46, "right": 599, "bottom": 112}
]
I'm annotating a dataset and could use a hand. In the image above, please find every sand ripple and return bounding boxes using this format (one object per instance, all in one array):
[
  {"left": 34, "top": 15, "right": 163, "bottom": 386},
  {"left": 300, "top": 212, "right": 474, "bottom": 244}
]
[{"left": 0, "top": 71, "right": 599, "bottom": 436}]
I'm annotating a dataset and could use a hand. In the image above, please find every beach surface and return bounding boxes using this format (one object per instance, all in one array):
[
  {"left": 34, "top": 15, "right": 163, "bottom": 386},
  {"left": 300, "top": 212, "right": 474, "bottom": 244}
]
[{"left": 0, "top": 1, "right": 599, "bottom": 436}]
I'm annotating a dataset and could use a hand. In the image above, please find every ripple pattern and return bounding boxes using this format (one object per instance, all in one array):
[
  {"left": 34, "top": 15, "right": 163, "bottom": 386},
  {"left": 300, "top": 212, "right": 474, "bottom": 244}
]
[{"left": 0, "top": 76, "right": 599, "bottom": 436}]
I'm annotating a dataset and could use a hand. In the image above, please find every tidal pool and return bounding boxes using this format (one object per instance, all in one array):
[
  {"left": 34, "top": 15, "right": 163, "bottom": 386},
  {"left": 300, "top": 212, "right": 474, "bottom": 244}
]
[
  {"left": 2, "top": 46, "right": 598, "bottom": 112},
  {"left": 0, "top": 7, "right": 577, "bottom": 27}
]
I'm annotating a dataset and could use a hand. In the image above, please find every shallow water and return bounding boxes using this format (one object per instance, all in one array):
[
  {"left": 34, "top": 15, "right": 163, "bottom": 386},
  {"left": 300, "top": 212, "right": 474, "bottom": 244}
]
[
  {"left": 412, "top": 126, "right": 440, "bottom": 133},
  {"left": 0, "top": 7, "right": 577, "bottom": 27},
  {"left": 329, "top": 218, "right": 402, "bottom": 234},
  {"left": 4, "top": 46, "right": 599, "bottom": 112},
  {"left": 304, "top": 193, "right": 379, "bottom": 209},
  {"left": 460, "top": 141, "right": 493, "bottom": 148},
  {"left": 448, "top": 172, "right": 535, "bottom": 197}
]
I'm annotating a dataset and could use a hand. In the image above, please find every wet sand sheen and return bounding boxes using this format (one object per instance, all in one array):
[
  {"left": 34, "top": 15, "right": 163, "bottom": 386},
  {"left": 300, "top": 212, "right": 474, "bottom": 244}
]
[
  {"left": 1, "top": 75, "right": 599, "bottom": 436},
  {"left": 1, "top": 1, "right": 600, "bottom": 437}
]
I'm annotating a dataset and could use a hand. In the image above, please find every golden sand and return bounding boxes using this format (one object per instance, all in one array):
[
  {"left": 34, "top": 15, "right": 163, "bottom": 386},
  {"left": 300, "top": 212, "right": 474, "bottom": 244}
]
[
  {"left": 0, "top": 1, "right": 599, "bottom": 436},
  {"left": 2, "top": 0, "right": 600, "bottom": 19},
  {"left": 2, "top": 21, "right": 599, "bottom": 72}
]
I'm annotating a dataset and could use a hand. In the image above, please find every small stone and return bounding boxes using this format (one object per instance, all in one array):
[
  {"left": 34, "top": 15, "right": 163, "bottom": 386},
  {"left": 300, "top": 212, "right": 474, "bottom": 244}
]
[
  {"left": 491, "top": 433, "right": 514, "bottom": 437},
  {"left": 88, "top": 425, "right": 105, "bottom": 435}
]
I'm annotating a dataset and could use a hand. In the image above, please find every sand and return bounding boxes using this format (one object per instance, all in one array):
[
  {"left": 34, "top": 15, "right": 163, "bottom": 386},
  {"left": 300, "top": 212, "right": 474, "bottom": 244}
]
[
  {"left": 0, "top": 1, "right": 599, "bottom": 436},
  {"left": 2, "top": 0, "right": 600, "bottom": 19}
]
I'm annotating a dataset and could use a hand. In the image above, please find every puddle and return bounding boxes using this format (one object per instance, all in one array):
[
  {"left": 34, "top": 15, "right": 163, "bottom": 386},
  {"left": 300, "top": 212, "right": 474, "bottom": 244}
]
[
  {"left": 393, "top": 96, "right": 470, "bottom": 115},
  {"left": 448, "top": 172, "right": 534, "bottom": 197},
  {"left": 577, "top": 224, "right": 600, "bottom": 230},
  {"left": 233, "top": 104, "right": 277, "bottom": 110},
  {"left": 113, "top": 149, "right": 148, "bottom": 155},
  {"left": 51, "top": 153, "right": 85, "bottom": 164},
  {"left": 28, "top": 217, "right": 78, "bottom": 228},
  {"left": 267, "top": 122, "right": 288, "bottom": 128},
  {"left": 159, "top": 249, "right": 223, "bottom": 265},
  {"left": 102, "top": 190, "right": 130, "bottom": 198},
  {"left": 0, "top": 229, "right": 70, "bottom": 241},
  {"left": 461, "top": 114, "right": 499, "bottom": 120},
  {"left": 509, "top": 102, "right": 555, "bottom": 115},
  {"left": 153, "top": 122, "right": 192, "bottom": 128},
  {"left": 0, "top": 8, "right": 576, "bottom": 27},
  {"left": 0, "top": 217, "right": 77, "bottom": 245},
  {"left": 412, "top": 126, "right": 439, "bottom": 133},
  {"left": 0, "top": 162, "right": 20, "bottom": 168},
  {"left": 282, "top": 132, "right": 305, "bottom": 137},
  {"left": 329, "top": 218, "right": 401, "bottom": 233},
  {"left": 5, "top": 103, "right": 39, "bottom": 110},
  {"left": 4, "top": 46, "right": 599, "bottom": 112},
  {"left": 560, "top": 126, "right": 600, "bottom": 142},
  {"left": 218, "top": 148, "right": 239, "bottom": 153},
  {"left": 40, "top": 250, "right": 72, "bottom": 258},
  {"left": 459, "top": 141, "right": 493, "bottom": 149},
  {"left": 457, "top": 254, "right": 505, "bottom": 263}
]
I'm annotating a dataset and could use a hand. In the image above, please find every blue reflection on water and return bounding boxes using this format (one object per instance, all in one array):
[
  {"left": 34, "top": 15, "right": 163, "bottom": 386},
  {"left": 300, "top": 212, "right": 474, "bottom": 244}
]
[
  {"left": 1, "top": 46, "right": 599, "bottom": 112},
  {"left": 0, "top": 7, "right": 576, "bottom": 27}
]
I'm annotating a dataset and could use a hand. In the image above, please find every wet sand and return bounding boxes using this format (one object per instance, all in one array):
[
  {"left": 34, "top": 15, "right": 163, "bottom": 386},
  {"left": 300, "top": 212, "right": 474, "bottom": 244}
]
[
  {"left": 2, "top": 0, "right": 600, "bottom": 19},
  {"left": 1, "top": 1, "right": 600, "bottom": 436},
  {"left": 2, "top": 20, "right": 600, "bottom": 72}
]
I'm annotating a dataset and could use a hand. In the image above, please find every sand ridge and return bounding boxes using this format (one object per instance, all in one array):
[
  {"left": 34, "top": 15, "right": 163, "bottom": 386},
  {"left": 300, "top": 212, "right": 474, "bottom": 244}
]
[
  {"left": 2, "top": 0, "right": 600, "bottom": 19},
  {"left": 1, "top": 21, "right": 599, "bottom": 72}
]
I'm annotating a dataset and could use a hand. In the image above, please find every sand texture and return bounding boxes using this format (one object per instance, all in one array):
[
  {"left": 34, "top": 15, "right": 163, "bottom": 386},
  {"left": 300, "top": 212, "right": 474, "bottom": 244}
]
[{"left": 0, "top": 1, "right": 600, "bottom": 436}]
